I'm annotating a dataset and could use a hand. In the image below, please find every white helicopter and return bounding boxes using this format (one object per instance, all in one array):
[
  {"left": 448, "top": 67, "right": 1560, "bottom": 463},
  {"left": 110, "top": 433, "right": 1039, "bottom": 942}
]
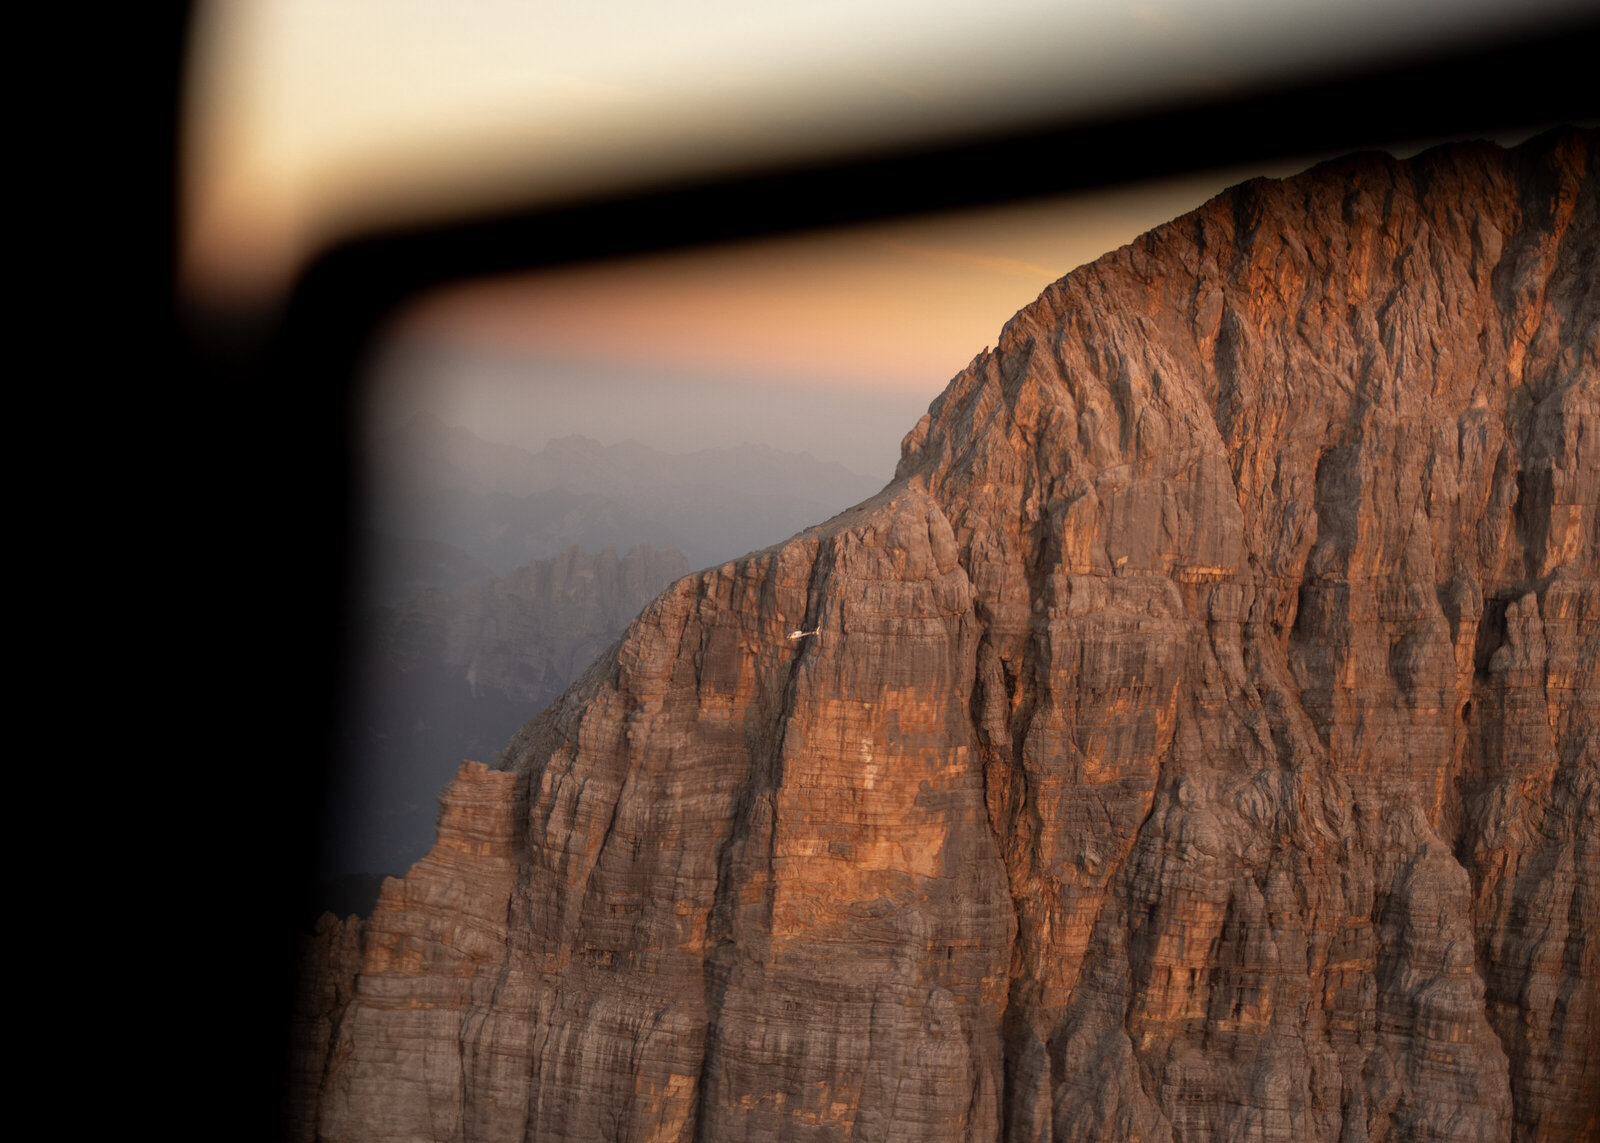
[{"left": 787, "top": 625, "right": 821, "bottom": 643}]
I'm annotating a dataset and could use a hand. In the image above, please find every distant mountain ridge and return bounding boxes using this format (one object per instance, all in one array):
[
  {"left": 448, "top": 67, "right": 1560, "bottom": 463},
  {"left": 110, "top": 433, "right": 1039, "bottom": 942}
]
[
  {"left": 367, "top": 418, "right": 887, "bottom": 572},
  {"left": 329, "top": 541, "right": 689, "bottom": 885},
  {"left": 357, "top": 529, "right": 496, "bottom": 609}
]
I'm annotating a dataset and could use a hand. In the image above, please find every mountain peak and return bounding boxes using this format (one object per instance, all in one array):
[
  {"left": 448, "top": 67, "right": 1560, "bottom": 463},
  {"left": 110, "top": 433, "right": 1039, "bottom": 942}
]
[{"left": 296, "top": 131, "right": 1598, "bottom": 1142}]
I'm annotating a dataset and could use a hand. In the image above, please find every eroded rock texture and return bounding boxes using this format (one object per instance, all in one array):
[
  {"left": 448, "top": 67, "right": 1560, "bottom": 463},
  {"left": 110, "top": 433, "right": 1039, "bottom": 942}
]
[{"left": 295, "top": 130, "right": 1598, "bottom": 1143}]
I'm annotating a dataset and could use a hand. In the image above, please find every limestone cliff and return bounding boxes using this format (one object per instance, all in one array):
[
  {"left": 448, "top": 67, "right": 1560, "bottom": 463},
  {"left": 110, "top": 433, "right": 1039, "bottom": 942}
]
[{"left": 294, "top": 129, "right": 1598, "bottom": 1143}]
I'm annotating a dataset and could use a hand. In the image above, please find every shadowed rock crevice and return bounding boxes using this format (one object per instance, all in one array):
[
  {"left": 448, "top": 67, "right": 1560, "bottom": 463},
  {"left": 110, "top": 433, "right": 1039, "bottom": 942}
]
[{"left": 291, "top": 129, "right": 1597, "bottom": 1143}]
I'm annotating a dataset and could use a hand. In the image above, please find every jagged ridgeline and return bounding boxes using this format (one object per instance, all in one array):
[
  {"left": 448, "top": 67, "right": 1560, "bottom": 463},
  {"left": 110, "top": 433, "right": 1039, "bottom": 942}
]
[{"left": 293, "top": 130, "right": 1597, "bottom": 1143}]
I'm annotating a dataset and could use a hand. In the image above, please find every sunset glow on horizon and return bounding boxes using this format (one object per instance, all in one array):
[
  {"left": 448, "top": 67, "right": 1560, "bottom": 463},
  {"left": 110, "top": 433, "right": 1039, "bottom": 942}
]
[
  {"left": 182, "top": 0, "right": 1586, "bottom": 307},
  {"left": 364, "top": 128, "right": 1559, "bottom": 479},
  {"left": 181, "top": 1, "right": 1589, "bottom": 476},
  {"left": 363, "top": 154, "right": 1353, "bottom": 477},
  {"left": 386, "top": 170, "right": 1296, "bottom": 395}
]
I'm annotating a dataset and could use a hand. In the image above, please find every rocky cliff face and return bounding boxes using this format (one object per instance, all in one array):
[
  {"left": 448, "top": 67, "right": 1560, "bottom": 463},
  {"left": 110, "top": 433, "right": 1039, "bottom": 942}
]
[{"left": 294, "top": 130, "right": 1598, "bottom": 1142}]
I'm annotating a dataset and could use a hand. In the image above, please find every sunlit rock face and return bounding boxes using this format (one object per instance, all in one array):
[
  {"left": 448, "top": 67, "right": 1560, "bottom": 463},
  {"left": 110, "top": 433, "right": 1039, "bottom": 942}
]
[{"left": 293, "top": 129, "right": 1598, "bottom": 1143}]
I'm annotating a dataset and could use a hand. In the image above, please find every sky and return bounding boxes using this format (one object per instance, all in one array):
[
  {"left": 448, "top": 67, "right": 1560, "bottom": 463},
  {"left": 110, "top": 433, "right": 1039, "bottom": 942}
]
[
  {"left": 181, "top": 2, "right": 1590, "bottom": 477},
  {"left": 367, "top": 128, "right": 1566, "bottom": 478},
  {"left": 181, "top": 0, "right": 1589, "bottom": 307},
  {"left": 367, "top": 162, "right": 1325, "bottom": 477}
]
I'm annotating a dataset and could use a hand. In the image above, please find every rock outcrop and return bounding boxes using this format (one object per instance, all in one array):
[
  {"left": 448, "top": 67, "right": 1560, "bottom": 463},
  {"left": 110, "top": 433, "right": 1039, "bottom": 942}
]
[{"left": 294, "top": 130, "right": 1598, "bottom": 1142}]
